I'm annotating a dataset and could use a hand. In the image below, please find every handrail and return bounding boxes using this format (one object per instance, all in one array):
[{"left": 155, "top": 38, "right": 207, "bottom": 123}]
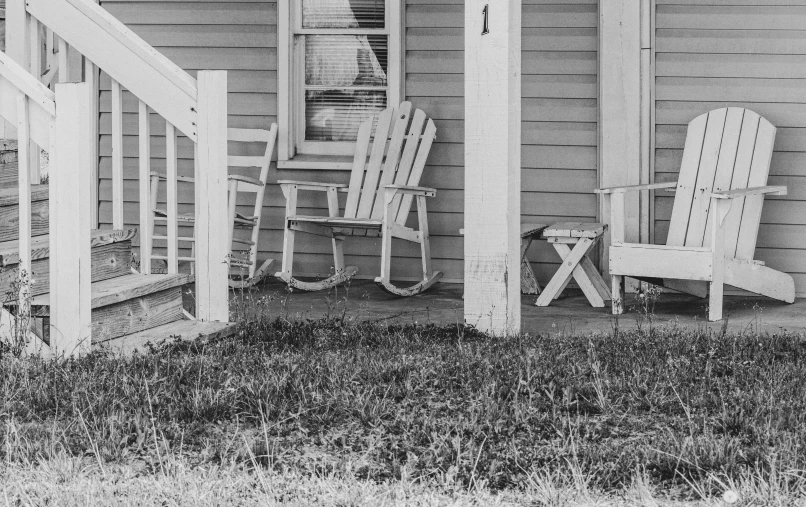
[
  {"left": 0, "top": 50, "right": 56, "bottom": 149},
  {"left": 25, "top": 0, "right": 198, "bottom": 140}
]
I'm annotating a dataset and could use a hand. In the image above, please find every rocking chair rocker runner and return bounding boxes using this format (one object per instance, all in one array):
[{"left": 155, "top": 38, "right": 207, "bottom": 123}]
[
  {"left": 275, "top": 102, "right": 443, "bottom": 296},
  {"left": 150, "top": 125, "right": 279, "bottom": 288},
  {"left": 596, "top": 107, "right": 795, "bottom": 321}
]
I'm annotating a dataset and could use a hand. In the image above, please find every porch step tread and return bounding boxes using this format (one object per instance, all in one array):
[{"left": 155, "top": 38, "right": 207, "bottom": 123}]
[
  {"left": 97, "top": 319, "right": 236, "bottom": 355},
  {"left": 0, "top": 184, "right": 48, "bottom": 206},
  {"left": 31, "top": 273, "right": 194, "bottom": 310},
  {"left": 0, "top": 228, "right": 138, "bottom": 267}
]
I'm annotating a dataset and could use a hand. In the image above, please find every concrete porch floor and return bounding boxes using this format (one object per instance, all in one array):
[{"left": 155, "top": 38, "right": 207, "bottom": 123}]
[{"left": 239, "top": 279, "right": 806, "bottom": 336}]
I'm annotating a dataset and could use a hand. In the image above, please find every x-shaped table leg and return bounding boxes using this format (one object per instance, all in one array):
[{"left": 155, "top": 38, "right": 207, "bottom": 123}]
[{"left": 535, "top": 237, "right": 611, "bottom": 307}]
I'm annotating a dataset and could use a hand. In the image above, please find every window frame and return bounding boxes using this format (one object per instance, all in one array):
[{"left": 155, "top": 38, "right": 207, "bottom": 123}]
[{"left": 278, "top": 0, "right": 403, "bottom": 161}]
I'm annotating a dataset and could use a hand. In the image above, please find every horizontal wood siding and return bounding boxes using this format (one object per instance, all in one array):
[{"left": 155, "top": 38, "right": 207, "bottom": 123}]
[
  {"left": 655, "top": 1, "right": 806, "bottom": 294},
  {"left": 99, "top": 0, "right": 598, "bottom": 284},
  {"left": 407, "top": 0, "right": 599, "bottom": 283}
]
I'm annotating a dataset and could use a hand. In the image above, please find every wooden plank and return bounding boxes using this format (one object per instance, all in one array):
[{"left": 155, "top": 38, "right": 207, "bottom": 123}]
[
  {"left": 31, "top": 273, "right": 192, "bottom": 310},
  {"left": 139, "top": 101, "right": 152, "bottom": 274},
  {"left": 112, "top": 79, "right": 124, "bottom": 230},
  {"left": 0, "top": 197, "right": 48, "bottom": 243},
  {"left": 397, "top": 119, "right": 437, "bottom": 226},
  {"left": 26, "top": 0, "right": 198, "bottom": 140},
  {"left": 702, "top": 108, "right": 744, "bottom": 248},
  {"left": 165, "top": 120, "right": 178, "bottom": 274},
  {"left": 356, "top": 108, "right": 394, "bottom": 219},
  {"left": 722, "top": 110, "right": 760, "bottom": 259},
  {"left": 371, "top": 102, "right": 412, "bottom": 219},
  {"left": 16, "top": 95, "right": 31, "bottom": 307},
  {"left": 98, "top": 319, "right": 236, "bottom": 356},
  {"left": 91, "top": 286, "right": 183, "bottom": 342},
  {"left": 666, "top": 111, "right": 708, "bottom": 246},
  {"left": 195, "top": 71, "right": 229, "bottom": 322},
  {"left": 50, "top": 82, "right": 92, "bottom": 357},
  {"left": 0, "top": 228, "right": 137, "bottom": 266},
  {"left": 0, "top": 241, "right": 132, "bottom": 298},
  {"left": 609, "top": 244, "right": 713, "bottom": 281},
  {"left": 464, "top": 0, "right": 521, "bottom": 335},
  {"left": 735, "top": 117, "right": 777, "bottom": 261}
]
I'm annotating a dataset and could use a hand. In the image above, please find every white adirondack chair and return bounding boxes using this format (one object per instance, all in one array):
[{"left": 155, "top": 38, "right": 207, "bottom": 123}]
[
  {"left": 275, "top": 101, "right": 442, "bottom": 296},
  {"left": 151, "top": 125, "right": 278, "bottom": 288},
  {"left": 596, "top": 107, "right": 795, "bottom": 321}
]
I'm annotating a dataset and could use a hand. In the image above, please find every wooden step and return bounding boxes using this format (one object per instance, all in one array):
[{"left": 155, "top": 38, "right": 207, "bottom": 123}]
[
  {"left": 0, "top": 140, "right": 18, "bottom": 189},
  {"left": 30, "top": 273, "right": 194, "bottom": 342},
  {"left": 0, "top": 185, "right": 49, "bottom": 242},
  {"left": 97, "top": 319, "right": 236, "bottom": 355},
  {"left": 0, "top": 229, "right": 137, "bottom": 299}
]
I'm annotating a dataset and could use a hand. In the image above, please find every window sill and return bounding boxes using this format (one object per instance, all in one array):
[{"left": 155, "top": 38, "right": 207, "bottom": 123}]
[{"left": 277, "top": 154, "right": 354, "bottom": 171}]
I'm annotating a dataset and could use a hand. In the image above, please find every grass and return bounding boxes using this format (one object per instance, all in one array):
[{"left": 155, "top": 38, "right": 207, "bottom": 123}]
[{"left": 2, "top": 297, "right": 806, "bottom": 504}]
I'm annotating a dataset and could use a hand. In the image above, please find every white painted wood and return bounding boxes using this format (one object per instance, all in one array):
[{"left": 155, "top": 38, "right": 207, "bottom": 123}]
[
  {"left": 195, "top": 71, "right": 229, "bottom": 322},
  {"left": 16, "top": 95, "right": 32, "bottom": 316},
  {"left": 0, "top": 77, "right": 53, "bottom": 149},
  {"left": 724, "top": 257, "right": 795, "bottom": 304},
  {"left": 138, "top": 101, "right": 152, "bottom": 275},
  {"left": 600, "top": 0, "right": 644, "bottom": 274},
  {"left": 464, "top": 0, "right": 521, "bottom": 335},
  {"left": 111, "top": 78, "right": 124, "bottom": 230},
  {"left": 51, "top": 82, "right": 92, "bottom": 357},
  {"left": 85, "top": 40, "right": 100, "bottom": 228},
  {"left": 58, "top": 38, "right": 68, "bottom": 83},
  {"left": 165, "top": 120, "right": 179, "bottom": 275},
  {"left": 709, "top": 198, "right": 731, "bottom": 321},
  {"left": 0, "top": 51, "right": 56, "bottom": 117},
  {"left": 609, "top": 244, "right": 714, "bottom": 281},
  {"left": 5, "top": 1, "right": 30, "bottom": 94},
  {"left": 26, "top": 0, "right": 198, "bottom": 140}
]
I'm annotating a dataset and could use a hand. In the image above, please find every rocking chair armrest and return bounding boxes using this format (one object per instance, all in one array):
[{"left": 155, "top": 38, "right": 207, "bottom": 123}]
[
  {"left": 383, "top": 184, "right": 437, "bottom": 197},
  {"left": 711, "top": 185, "right": 787, "bottom": 200},
  {"left": 277, "top": 180, "right": 348, "bottom": 192},
  {"left": 595, "top": 182, "right": 676, "bottom": 194},
  {"left": 228, "top": 174, "right": 264, "bottom": 187}
]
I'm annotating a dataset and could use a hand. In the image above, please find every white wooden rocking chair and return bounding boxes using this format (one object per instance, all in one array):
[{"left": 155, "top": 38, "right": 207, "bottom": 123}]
[
  {"left": 275, "top": 101, "right": 442, "bottom": 296},
  {"left": 596, "top": 107, "right": 795, "bottom": 321},
  {"left": 150, "top": 125, "right": 278, "bottom": 288}
]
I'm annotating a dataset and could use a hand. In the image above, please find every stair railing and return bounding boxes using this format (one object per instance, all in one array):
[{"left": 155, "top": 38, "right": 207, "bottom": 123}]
[
  {"left": 4, "top": 0, "right": 230, "bottom": 349},
  {"left": 0, "top": 50, "right": 92, "bottom": 357}
]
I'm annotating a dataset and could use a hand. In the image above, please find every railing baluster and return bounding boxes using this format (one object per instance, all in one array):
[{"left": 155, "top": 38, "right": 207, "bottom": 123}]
[
  {"left": 166, "top": 121, "right": 179, "bottom": 274},
  {"left": 58, "top": 38, "right": 68, "bottom": 84},
  {"left": 111, "top": 78, "right": 124, "bottom": 230},
  {"left": 139, "top": 101, "right": 153, "bottom": 275},
  {"left": 16, "top": 94, "right": 31, "bottom": 319},
  {"left": 27, "top": 17, "right": 42, "bottom": 184}
]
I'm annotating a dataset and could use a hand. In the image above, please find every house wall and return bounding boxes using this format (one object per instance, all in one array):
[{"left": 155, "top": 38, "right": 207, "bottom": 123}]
[
  {"left": 98, "top": 0, "right": 599, "bottom": 284},
  {"left": 654, "top": 0, "right": 806, "bottom": 295}
]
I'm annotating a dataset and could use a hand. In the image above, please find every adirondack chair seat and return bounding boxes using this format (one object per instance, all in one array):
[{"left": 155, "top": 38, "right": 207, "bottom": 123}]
[
  {"left": 274, "top": 102, "right": 442, "bottom": 296},
  {"left": 597, "top": 107, "right": 796, "bottom": 321}
]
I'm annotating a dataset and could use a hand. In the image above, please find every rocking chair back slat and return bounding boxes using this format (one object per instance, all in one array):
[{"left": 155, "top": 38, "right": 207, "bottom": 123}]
[
  {"left": 356, "top": 107, "right": 395, "bottom": 219},
  {"left": 666, "top": 107, "right": 777, "bottom": 260},
  {"left": 397, "top": 118, "right": 437, "bottom": 226},
  {"left": 389, "top": 109, "right": 427, "bottom": 222},
  {"left": 371, "top": 102, "right": 413, "bottom": 219},
  {"left": 344, "top": 120, "right": 373, "bottom": 219}
]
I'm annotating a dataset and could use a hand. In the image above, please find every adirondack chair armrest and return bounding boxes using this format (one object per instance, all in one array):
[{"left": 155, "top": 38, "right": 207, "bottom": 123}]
[
  {"left": 383, "top": 185, "right": 437, "bottom": 197},
  {"left": 594, "top": 182, "right": 676, "bottom": 194},
  {"left": 277, "top": 180, "right": 349, "bottom": 192},
  {"left": 711, "top": 185, "right": 787, "bottom": 200}
]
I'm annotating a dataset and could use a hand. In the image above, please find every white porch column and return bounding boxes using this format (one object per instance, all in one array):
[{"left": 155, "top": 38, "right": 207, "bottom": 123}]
[
  {"left": 599, "top": 1, "right": 651, "bottom": 274},
  {"left": 464, "top": 0, "right": 521, "bottom": 335}
]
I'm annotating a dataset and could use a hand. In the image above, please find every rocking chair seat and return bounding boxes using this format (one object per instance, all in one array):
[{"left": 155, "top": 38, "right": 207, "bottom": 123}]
[{"left": 288, "top": 215, "right": 383, "bottom": 230}]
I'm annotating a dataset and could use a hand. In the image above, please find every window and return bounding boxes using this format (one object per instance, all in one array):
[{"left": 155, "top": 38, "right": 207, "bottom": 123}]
[{"left": 278, "top": 0, "right": 402, "bottom": 160}]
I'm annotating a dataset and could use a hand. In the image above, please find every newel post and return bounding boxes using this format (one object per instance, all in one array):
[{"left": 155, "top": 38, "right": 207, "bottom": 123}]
[
  {"left": 195, "top": 71, "right": 229, "bottom": 322},
  {"left": 463, "top": 0, "right": 522, "bottom": 335},
  {"left": 50, "top": 83, "right": 93, "bottom": 357}
]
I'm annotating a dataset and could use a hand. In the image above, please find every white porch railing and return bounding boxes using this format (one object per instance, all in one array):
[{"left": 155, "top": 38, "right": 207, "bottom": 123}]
[{"left": 2, "top": 0, "right": 230, "bottom": 356}]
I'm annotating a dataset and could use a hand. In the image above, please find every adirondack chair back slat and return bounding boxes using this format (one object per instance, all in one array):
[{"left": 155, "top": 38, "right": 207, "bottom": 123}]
[
  {"left": 665, "top": 107, "right": 777, "bottom": 258},
  {"left": 389, "top": 109, "right": 427, "bottom": 223}
]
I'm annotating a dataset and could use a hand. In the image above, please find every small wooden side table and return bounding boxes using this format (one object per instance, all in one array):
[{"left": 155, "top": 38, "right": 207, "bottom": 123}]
[
  {"left": 536, "top": 222, "right": 612, "bottom": 307},
  {"left": 459, "top": 223, "right": 547, "bottom": 294}
]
